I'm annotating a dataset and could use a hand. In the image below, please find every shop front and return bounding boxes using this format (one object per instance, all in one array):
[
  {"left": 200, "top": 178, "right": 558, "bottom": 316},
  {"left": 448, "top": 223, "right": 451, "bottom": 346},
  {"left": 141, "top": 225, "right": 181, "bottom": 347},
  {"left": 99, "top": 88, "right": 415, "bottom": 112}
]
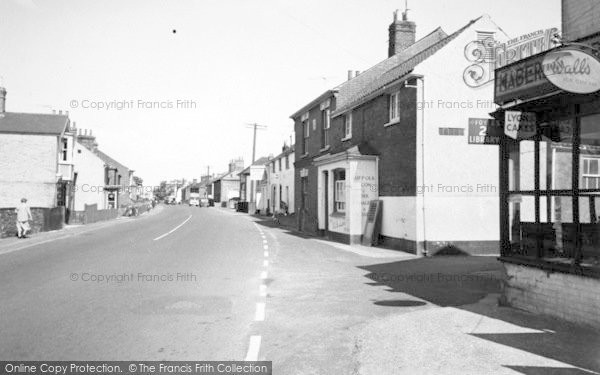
[
  {"left": 313, "top": 146, "right": 378, "bottom": 244},
  {"left": 493, "top": 45, "right": 600, "bottom": 327}
]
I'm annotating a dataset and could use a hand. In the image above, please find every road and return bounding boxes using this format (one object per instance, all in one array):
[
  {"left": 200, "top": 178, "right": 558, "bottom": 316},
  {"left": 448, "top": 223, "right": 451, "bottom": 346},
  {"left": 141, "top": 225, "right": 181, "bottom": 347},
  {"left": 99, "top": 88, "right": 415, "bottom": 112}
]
[{"left": 1, "top": 205, "right": 598, "bottom": 374}]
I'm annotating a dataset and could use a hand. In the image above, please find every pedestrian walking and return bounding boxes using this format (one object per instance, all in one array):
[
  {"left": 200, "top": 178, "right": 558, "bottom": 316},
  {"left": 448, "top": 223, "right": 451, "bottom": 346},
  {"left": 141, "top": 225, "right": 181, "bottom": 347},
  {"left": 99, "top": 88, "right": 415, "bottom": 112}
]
[{"left": 15, "top": 198, "right": 33, "bottom": 238}]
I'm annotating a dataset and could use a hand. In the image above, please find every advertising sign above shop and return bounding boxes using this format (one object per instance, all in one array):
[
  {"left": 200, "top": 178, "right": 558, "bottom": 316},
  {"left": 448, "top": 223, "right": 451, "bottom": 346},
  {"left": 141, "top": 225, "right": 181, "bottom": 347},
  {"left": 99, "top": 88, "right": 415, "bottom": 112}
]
[
  {"left": 543, "top": 48, "right": 600, "bottom": 94},
  {"left": 505, "top": 111, "right": 536, "bottom": 140},
  {"left": 494, "top": 52, "right": 558, "bottom": 105},
  {"left": 464, "top": 27, "right": 559, "bottom": 88},
  {"left": 468, "top": 118, "right": 502, "bottom": 145}
]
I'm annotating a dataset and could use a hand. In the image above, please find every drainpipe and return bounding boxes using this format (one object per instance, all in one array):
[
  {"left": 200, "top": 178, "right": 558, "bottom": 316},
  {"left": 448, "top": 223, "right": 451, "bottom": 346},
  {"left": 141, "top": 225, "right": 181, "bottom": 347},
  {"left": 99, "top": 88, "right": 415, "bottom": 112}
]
[{"left": 409, "top": 76, "right": 427, "bottom": 256}]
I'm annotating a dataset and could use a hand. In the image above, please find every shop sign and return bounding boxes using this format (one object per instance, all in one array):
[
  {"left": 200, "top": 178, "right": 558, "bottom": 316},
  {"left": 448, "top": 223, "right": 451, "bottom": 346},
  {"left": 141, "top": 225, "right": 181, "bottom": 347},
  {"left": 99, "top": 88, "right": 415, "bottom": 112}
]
[
  {"left": 505, "top": 111, "right": 536, "bottom": 140},
  {"left": 464, "top": 27, "right": 558, "bottom": 88},
  {"left": 468, "top": 118, "right": 502, "bottom": 145},
  {"left": 494, "top": 53, "right": 556, "bottom": 104},
  {"left": 542, "top": 48, "right": 600, "bottom": 94}
]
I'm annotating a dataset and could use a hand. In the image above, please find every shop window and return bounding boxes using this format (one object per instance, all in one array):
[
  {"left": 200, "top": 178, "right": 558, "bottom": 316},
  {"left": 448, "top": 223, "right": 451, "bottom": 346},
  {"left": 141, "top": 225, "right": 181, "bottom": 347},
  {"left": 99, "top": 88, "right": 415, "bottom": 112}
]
[
  {"left": 582, "top": 158, "right": 600, "bottom": 189},
  {"left": 503, "top": 113, "right": 600, "bottom": 270},
  {"left": 334, "top": 169, "right": 346, "bottom": 213},
  {"left": 344, "top": 112, "right": 352, "bottom": 139},
  {"left": 389, "top": 92, "right": 400, "bottom": 123}
]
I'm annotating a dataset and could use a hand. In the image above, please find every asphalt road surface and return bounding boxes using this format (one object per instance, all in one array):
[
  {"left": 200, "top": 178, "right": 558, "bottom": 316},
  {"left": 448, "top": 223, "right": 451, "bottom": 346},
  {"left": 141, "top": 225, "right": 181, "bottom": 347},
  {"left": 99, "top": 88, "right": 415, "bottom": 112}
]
[{"left": 2, "top": 205, "right": 597, "bottom": 374}]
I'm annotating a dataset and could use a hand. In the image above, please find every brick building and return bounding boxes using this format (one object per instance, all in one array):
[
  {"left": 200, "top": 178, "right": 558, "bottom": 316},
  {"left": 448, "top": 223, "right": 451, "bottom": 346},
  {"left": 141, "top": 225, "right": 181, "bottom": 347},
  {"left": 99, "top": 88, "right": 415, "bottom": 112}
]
[
  {"left": 238, "top": 156, "right": 270, "bottom": 213},
  {"left": 0, "top": 87, "right": 74, "bottom": 209},
  {"left": 213, "top": 158, "right": 244, "bottom": 206},
  {"left": 292, "top": 13, "right": 506, "bottom": 254}
]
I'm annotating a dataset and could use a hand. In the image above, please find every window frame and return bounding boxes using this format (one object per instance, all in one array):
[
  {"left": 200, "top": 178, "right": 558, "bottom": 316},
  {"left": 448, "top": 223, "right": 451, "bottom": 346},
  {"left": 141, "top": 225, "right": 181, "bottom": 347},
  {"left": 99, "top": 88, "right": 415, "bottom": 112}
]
[
  {"left": 343, "top": 112, "right": 352, "bottom": 139},
  {"left": 333, "top": 169, "right": 346, "bottom": 213},
  {"left": 388, "top": 91, "right": 400, "bottom": 123}
]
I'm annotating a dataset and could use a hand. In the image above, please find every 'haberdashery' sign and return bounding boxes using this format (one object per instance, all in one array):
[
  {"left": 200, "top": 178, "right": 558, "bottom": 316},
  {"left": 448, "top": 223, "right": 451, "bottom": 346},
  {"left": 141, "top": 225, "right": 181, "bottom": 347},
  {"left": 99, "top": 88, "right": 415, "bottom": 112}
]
[{"left": 494, "top": 53, "right": 557, "bottom": 104}]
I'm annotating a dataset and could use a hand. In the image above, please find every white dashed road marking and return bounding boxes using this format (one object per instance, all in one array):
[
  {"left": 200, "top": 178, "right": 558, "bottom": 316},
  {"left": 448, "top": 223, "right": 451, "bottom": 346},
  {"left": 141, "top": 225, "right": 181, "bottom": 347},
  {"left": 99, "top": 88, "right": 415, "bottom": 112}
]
[
  {"left": 245, "top": 335, "right": 262, "bottom": 361},
  {"left": 259, "top": 284, "right": 267, "bottom": 297},
  {"left": 260, "top": 271, "right": 268, "bottom": 279},
  {"left": 263, "top": 260, "right": 268, "bottom": 267},
  {"left": 255, "top": 302, "right": 266, "bottom": 321}
]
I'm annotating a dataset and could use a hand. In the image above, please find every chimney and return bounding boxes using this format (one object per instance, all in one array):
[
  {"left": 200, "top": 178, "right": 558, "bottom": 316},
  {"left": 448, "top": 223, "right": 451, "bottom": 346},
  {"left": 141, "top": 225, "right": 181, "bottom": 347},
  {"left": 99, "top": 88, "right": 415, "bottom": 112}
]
[
  {"left": 0, "top": 86, "right": 6, "bottom": 115},
  {"left": 388, "top": 9, "right": 416, "bottom": 57},
  {"left": 77, "top": 128, "right": 98, "bottom": 152},
  {"left": 355, "top": 70, "right": 360, "bottom": 76},
  {"left": 347, "top": 70, "right": 353, "bottom": 81}
]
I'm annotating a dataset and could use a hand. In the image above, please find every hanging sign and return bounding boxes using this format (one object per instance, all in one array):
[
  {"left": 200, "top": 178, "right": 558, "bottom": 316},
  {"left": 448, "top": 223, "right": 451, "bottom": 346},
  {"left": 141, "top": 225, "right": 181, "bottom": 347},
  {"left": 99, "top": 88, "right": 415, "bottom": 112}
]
[
  {"left": 505, "top": 111, "right": 536, "bottom": 140},
  {"left": 543, "top": 48, "right": 600, "bottom": 94}
]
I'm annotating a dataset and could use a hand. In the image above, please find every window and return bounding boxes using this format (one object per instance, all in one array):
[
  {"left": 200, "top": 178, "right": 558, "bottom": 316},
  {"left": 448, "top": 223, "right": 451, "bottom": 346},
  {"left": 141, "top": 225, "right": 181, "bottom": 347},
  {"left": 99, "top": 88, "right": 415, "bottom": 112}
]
[
  {"left": 272, "top": 162, "right": 275, "bottom": 173},
  {"left": 321, "top": 108, "right": 330, "bottom": 148},
  {"left": 334, "top": 169, "right": 346, "bottom": 212},
  {"left": 438, "top": 127, "right": 465, "bottom": 136},
  {"left": 301, "top": 118, "right": 309, "bottom": 155},
  {"left": 582, "top": 158, "right": 600, "bottom": 189},
  {"left": 285, "top": 155, "right": 289, "bottom": 169},
  {"left": 118, "top": 174, "right": 122, "bottom": 185},
  {"left": 278, "top": 158, "right": 282, "bottom": 171},
  {"left": 343, "top": 112, "right": 352, "bottom": 139},
  {"left": 389, "top": 92, "right": 400, "bottom": 123},
  {"left": 61, "top": 138, "right": 68, "bottom": 161}
]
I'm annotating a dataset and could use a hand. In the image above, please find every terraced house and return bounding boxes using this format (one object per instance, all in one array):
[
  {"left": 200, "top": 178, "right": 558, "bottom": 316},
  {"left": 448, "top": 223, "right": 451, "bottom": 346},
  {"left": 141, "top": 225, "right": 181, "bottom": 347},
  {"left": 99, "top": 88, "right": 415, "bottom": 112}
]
[{"left": 292, "top": 12, "right": 507, "bottom": 255}]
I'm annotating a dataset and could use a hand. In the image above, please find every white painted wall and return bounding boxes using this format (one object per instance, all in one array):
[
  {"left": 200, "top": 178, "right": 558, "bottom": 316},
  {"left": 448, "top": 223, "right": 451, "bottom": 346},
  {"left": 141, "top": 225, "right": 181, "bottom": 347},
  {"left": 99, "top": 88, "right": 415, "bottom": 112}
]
[
  {"left": 268, "top": 152, "right": 295, "bottom": 213},
  {"left": 72, "top": 142, "right": 107, "bottom": 211},
  {"left": 412, "top": 15, "right": 505, "bottom": 244}
]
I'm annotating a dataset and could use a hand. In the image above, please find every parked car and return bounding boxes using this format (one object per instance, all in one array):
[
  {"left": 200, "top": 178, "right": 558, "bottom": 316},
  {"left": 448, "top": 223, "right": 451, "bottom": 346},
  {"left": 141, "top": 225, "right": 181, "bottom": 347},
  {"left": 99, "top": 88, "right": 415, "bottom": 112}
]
[{"left": 189, "top": 198, "right": 200, "bottom": 207}]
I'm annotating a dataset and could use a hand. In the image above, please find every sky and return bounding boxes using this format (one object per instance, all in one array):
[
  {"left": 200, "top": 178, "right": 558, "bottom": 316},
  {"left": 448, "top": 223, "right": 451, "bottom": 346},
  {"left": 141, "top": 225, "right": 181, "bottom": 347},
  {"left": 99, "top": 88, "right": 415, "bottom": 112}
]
[{"left": 0, "top": 0, "right": 560, "bottom": 186}]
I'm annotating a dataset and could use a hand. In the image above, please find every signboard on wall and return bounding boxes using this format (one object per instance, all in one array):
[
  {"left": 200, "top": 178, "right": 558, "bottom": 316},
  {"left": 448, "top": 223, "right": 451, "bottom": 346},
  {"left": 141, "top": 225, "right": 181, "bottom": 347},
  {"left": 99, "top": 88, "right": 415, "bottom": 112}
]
[
  {"left": 543, "top": 48, "right": 600, "bottom": 94},
  {"left": 494, "top": 53, "right": 557, "bottom": 104},
  {"left": 505, "top": 111, "right": 537, "bottom": 140},
  {"left": 468, "top": 118, "right": 502, "bottom": 144}
]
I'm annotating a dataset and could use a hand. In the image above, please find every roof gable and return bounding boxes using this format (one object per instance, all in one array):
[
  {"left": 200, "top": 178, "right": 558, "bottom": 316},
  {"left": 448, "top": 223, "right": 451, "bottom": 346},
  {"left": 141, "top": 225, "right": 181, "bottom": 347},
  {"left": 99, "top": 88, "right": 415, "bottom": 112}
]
[{"left": 333, "top": 17, "right": 483, "bottom": 115}]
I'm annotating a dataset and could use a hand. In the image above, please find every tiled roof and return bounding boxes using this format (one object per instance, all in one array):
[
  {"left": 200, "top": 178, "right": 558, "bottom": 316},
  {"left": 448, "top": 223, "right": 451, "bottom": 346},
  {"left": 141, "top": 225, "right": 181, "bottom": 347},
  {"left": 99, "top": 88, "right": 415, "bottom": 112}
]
[
  {"left": 95, "top": 149, "right": 130, "bottom": 172},
  {"left": 333, "top": 17, "right": 482, "bottom": 115},
  {"left": 0, "top": 112, "right": 69, "bottom": 135}
]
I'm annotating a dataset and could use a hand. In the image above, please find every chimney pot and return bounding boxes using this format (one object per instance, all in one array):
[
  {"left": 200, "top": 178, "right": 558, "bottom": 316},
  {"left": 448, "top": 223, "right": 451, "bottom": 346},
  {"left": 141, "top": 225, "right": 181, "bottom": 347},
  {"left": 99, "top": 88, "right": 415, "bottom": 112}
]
[
  {"left": 388, "top": 10, "right": 416, "bottom": 57},
  {"left": 355, "top": 70, "right": 360, "bottom": 77},
  {"left": 0, "top": 86, "right": 6, "bottom": 114}
]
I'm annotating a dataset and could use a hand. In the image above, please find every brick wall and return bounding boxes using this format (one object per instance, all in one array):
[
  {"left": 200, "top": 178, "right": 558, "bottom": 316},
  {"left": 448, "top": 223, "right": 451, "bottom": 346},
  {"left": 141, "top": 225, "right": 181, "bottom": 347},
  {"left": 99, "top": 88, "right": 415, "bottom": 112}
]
[
  {"left": 502, "top": 262, "right": 600, "bottom": 328},
  {"left": 329, "top": 86, "right": 417, "bottom": 196},
  {"left": 562, "top": 0, "right": 600, "bottom": 42},
  {"left": 0, "top": 206, "right": 65, "bottom": 238},
  {"left": 0, "top": 133, "right": 59, "bottom": 208}
]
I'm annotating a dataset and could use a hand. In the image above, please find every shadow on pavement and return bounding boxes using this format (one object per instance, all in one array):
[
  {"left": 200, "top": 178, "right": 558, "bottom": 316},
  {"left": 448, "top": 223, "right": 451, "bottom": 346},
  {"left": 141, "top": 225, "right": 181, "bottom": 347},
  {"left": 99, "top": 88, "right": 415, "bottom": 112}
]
[{"left": 358, "top": 256, "right": 600, "bottom": 373}]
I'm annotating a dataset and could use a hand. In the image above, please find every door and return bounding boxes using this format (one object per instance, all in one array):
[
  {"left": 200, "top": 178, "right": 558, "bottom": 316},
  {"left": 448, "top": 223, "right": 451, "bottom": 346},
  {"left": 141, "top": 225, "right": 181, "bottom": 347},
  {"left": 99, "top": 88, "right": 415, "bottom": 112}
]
[{"left": 323, "top": 171, "right": 329, "bottom": 232}]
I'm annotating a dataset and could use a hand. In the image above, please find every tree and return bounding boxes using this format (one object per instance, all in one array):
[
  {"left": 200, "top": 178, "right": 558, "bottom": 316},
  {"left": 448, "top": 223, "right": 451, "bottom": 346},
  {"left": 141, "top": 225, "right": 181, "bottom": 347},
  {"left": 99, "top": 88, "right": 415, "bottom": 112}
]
[
  {"left": 153, "top": 180, "right": 172, "bottom": 201},
  {"left": 132, "top": 176, "right": 143, "bottom": 186}
]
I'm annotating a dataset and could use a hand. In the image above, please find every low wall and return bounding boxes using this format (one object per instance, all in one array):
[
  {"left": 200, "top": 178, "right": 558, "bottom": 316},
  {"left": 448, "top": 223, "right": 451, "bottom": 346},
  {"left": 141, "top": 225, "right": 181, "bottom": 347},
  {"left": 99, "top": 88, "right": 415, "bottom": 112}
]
[
  {"left": 69, "top": 204, "right": 118, "bottom": 225},
  {"left": 502, "top": 262, "right": 600, "bottom": 329},
  {"left": 0, "top": 206, "right": 65, "bottom": 238}
]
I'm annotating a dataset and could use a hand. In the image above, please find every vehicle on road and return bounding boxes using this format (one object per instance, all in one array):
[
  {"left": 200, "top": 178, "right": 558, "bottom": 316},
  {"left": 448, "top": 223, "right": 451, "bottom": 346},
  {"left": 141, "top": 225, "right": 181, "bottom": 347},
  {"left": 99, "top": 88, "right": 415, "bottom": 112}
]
[{"left": 189, "top": 197, "right": 200, "bottom": 207}]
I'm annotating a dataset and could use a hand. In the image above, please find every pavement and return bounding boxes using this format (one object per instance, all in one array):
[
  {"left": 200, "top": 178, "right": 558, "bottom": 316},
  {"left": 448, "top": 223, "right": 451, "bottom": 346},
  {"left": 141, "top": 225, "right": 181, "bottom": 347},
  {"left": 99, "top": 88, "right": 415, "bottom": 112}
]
[{"left": 1, "top": 204, "right": 598, "bottom": 374}]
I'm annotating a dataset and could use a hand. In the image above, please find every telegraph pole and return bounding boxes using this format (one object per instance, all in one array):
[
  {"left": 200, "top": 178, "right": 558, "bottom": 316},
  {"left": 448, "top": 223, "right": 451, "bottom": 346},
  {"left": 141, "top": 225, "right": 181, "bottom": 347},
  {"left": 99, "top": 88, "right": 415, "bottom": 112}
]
[{"left": 245, "top": 123, "right": 268, "bottom": 163}]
